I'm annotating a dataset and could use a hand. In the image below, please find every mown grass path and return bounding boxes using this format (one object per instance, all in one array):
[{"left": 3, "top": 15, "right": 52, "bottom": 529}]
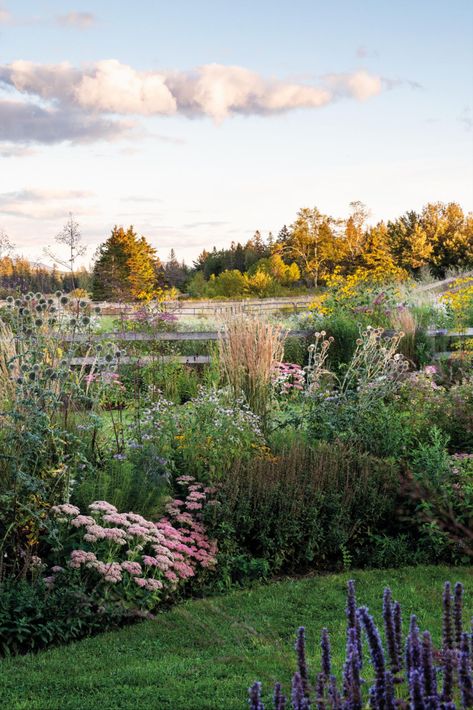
[{"left": 1, "top": 566, "right": 471, "bottom": 709}]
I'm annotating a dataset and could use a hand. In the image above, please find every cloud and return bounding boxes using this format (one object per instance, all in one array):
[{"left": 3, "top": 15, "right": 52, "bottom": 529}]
[
  {"left": 0, "top": 188, "right": 94, "bottom": 218},
  {"left": 325, "top": 70, "right": 383, "bottom": 101},
  {"left": 0, "top": 143, "right": 36, "bottom": 157},
  {"left": 0, "top": 99, "right": 133, "bottom": 145},
  {"left": 56, "top": 11, "right": 96, "bottom": 29},
  {"left": 459, "top": 107, "right": 472, "bottom": 131},
  {"left": 165, "top": 64, "right": 331, "bottom": 121},
  {"left": 183, "top": 221, "right": 229, "bottom": 229},
  {"left": 0, "top": 59, "right": 404, "bottom": 145},
  {"left": 74, "top": 60, "right": 176, "bottom": 115},
  {"left": 0, "top": 6, "right": 11, "bottom": 24}
]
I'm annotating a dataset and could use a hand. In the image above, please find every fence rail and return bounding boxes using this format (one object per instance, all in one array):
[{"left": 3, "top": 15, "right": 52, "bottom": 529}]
[
  {"left": 65, "top": 327, "right": 473, "bottom": 366},
  {"left": 98, "top": 296, "right": 314, "bottom": 317},
  {"left": 62, "top": 327, "right": 473, "bottom": 344},
  {"left": 61, "top": 328, "right": 313, "bottom": 343},
  {"left": 70, "top": 355, "right": 211, "bottom": 366}
]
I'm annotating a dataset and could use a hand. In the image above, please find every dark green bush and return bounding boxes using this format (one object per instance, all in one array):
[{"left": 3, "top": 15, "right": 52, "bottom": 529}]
[
  {"left": 206, "top": 441, "right": 400, "bottom": 576},
  {"left": 72, "top": 457, "right": 167, "bottom": 519},
  {"left": 0, "top": 578, "right": 125, "bottom": 656}
]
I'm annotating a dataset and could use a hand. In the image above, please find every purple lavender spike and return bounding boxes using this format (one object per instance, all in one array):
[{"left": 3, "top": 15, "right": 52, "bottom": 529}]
[
  {"left": 384, "top": 670, "right": 396, "bottom": 710},
  {"left": 454, "top": 583, "right": 464, "bottom": 648},
  {"left": 249, "top": 681, "right": 264, "bottom": 710},
  {"left": 421, "top": 631, "right": 438, "bottom": 702},
  {"left": 443, "top": 582, "right": 454, "bottom": 652},
  {"left": 273, "top": 682, "right": 286, "bottom": 710},
  {"left": 343, "top": 627, "right": 362, "bottom": 706},
  {"left": 383, "top": 588, "right": 400, "bottom": 674},
  {"left": 314, "top": 672, "right": 325, "bottom": 710},
  {"left": 357, "top": 607, "right": 386, "bottom": 710},
  {"left": 321, "top": 627, "right": 331, "bottom": 679},
  {"left": 406, "top": 615, "right": 422, "bottom": 675},
  {"left": 393, "top": 601, "right": 403, "bottom": 672},
  {"left": 409, "top": 669, "right": 426, "bottom": 709},
  {"left": 441, "top": 649, "right": 455, "bottom": 704},
  {"left": 295, "top": 627, "right": 310, "bottom": 698},
  {"left": 328, "top": 675, "right": 341, "bottom": 709},
  {"left": 459, "top": 632, "right": 473, "bottom": 709},
  {"left": 346, "top": 580, "right": 363, "bottom": 664},
  {"left": 345, "top": 640, "right": 362, "bottom": 710},
  {"left": 291, "top": 672, "right": 306, "bottom": 710}
]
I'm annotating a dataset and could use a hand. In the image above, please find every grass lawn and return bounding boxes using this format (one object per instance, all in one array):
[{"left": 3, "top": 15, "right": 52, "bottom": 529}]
[{"left": 0, "top": 565, "right": 471, "bottom": 709}]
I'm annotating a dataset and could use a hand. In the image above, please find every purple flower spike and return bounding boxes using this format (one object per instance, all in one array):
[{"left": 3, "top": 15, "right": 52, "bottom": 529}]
[
  {"left": 393, "top": 600, "right": 403, "bottom": 672},
  {"left": 383, "top": 588, "right": 400, "bottom": 674},
  {"left": 321, "top": 627, "right": 331, "bottom": 679},
  {"left": 343, "top": 627, "right": 362, "bottom": 708},
  {"left": 314, "top": 672, "right": 326, "bottom": 710},
  {"left": 406, "top": 615, "right": 422, "bottom": 675},
  {"left": 357, "top": 606, "right": 386, "bottom": 709},
  {"left": 421, "top": 631, "right": 438, "bottom": 702},
  {"left": 454, "top": 582, "right": 464, "bottom": 648},
  {"left": 409, "top": 669, "right": 426, "bottom": 709},
  {"left": 384, "top": 670, "right": 396, "bottom": 710},
  {"left": 442, "top": 582, "right": 454, "bottom": 651},
  {"left": 441, "top": 649, "right": 455, "bottom": 704},
  {"left": 248, "top": 681, "right": 264, "bottom": 710},
  {"left": 459, "top": 632, "right": 473, "bottom": 708},
  {"left": 346, "top": 580, "right": 362, "bottom": 662},
  {"left": 273, "top": 682, "right": 286, "bottom": 710},
  {"left": 328, "top": 675, "right": 341, "bottom": 709},
  {"left": 291, "top": 672, "right": 308, "bottom": 710},
  {"left": 295, "top": 627, "right": 310, "bottom": 698}
]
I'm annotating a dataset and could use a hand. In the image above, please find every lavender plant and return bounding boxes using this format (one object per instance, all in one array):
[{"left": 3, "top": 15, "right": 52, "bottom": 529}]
[{"left": 248, "top": 580, "right": 472, "bottom": 709}]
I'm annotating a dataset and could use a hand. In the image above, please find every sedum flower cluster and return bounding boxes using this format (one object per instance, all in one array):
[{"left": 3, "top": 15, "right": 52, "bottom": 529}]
[{"left": 45, "top": 476, "right": 217, "bottom": 613}]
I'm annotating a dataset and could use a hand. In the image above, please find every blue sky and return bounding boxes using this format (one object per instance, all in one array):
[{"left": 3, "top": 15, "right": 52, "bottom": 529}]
[{"left": 0, "top": 0, "right": 471, "bottom": 265}]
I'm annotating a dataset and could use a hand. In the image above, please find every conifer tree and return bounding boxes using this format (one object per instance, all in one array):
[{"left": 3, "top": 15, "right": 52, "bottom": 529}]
[{"left": 92, "top": 226, "right": 161, "bottom": 301}]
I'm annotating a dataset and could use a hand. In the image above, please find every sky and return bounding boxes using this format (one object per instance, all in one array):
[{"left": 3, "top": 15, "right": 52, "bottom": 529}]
[{"left": 0, "top": 0, "right": 472, "bottom": 267}]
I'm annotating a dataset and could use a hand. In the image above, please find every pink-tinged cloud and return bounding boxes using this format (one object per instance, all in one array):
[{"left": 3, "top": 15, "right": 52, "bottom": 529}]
[
  {"left": 56, "top": 12, "right": 96, "bottom": 29},
  {"left": 0, "top": 59, "right": 401, "bottom": 144}
]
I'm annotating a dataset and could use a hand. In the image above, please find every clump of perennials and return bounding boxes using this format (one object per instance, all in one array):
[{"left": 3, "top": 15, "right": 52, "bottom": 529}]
[
  {"left": 44, "top": 476, "right": 217, "bottom": 615},
  {"left": 248, "top": 580, "right": 473, "bottom": 709}
]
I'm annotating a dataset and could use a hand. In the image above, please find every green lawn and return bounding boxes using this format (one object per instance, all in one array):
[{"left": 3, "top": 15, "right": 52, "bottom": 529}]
[{"left": 1, "top": 566, "right": 471, "bottom": 710}]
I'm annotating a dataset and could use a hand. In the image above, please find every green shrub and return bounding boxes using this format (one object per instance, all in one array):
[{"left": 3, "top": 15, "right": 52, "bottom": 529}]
[
  {"left": 72, "top": 457, "right": 167, "bottom": 519},
  {"left": 206, "top": 441, "right": 400, "bottom": 576},
  {"left": 313, "top": 312, "right": 360, "bottom": 370},
  {"left": 0, "top": 577, "right": 124, "bottom": 656}
]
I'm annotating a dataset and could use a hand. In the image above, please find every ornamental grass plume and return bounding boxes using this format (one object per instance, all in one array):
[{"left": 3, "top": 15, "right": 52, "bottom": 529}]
[
  {"left": 218, "top": 312, "right": 285, "bottom": 419},
  {"left": 247, "top": 580, "right": 473, "bottom": 708},
  {"left": 0, "top": 319, "right": 16, "bottom": 404}
]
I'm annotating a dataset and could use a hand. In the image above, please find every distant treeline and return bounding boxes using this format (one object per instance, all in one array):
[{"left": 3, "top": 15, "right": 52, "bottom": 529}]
[
  {"left": 0, "top": 257, "right": 91, "bottom": 298},
  {"left": 1, "top": 201, "right": 472, "bottom": 300}
]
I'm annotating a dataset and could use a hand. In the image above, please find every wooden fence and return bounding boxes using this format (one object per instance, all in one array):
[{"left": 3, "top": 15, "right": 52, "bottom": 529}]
[
  {"left": 65, "top": 327, "right": 473, "bottom": 366},
  {"left": 98, "top": 296, "right": 314, "bottom": 317}
]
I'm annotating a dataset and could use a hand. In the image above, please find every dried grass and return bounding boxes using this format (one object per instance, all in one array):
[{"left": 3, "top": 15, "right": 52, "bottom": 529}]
[
  {"left": 218, "top": 312, "right": 285, "bottom": 419},
  {"left": 391, "top": 307, "right": 418, "bottom": 361},
  {"left": 0, "top": 320, "right": 17, "bottom": 404}
]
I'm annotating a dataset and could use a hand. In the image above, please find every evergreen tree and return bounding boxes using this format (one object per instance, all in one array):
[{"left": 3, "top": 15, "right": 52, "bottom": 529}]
[
  {"left": 164, "top": 249, "right": 188, "bottom": 289},
  {"left": 92, "top": 226, "right": 161, "bottom": 301}
]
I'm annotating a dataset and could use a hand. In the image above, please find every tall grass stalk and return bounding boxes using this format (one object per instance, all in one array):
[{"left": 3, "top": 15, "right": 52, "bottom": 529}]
[{"left": 218, "top": 313, "right": 285, "bottom": 420}]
